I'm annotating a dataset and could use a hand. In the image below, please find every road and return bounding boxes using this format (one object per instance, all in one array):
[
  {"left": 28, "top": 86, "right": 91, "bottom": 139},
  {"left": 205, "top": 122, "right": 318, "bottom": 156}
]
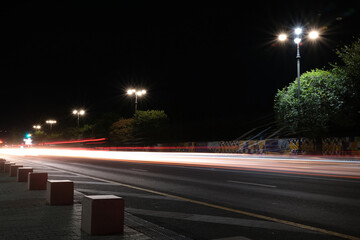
[{"left": 1, "top": 149, "right": 360, "bottom": 240}]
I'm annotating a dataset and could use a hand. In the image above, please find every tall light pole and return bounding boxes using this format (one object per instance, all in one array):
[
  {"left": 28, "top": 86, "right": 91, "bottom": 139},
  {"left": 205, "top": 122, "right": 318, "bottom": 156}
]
[
  {"left": 46, "top": 120, "right": 57, "bottom": 131},
  {"left": 127, "top": 89, "right": 146, "bottom": 113},
  {"left": 294, "top": 28, "right": 302, "bottom": 100},
  {"left": 278, "top": 28, "right": 320, "bottom": 153},
  {"left": 73, "top": 109, "right": 85, "bottom": 127},
  {"left": 278, "top": 28, "right": 320, "bottom": 101}
]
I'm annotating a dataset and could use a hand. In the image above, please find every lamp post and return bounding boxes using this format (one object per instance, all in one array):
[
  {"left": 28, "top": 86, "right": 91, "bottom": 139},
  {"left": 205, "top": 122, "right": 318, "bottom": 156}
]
[
  {"left": 278, "top": 28, "right": 320, "bottom": 101},
  {"left": 46, "top": 120, "right": 57, "bottom": 131},
  {"left": 127, "top": 89, "right": 146, "bottom": 113},
  {"left": 278, "top": 28, "right": 319, "bottom": 153},
  {"left": 33, "top": 125, "right": 41, "bottom": 130},
  {"left": 73, "top": 109, "right": 85, "bottom": 127}
]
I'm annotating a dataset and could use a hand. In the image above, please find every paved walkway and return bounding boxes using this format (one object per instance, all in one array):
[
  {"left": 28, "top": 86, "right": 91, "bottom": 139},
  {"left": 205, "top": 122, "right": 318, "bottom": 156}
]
[
  {"left": 0, "top": 172, "right": 153, "bottom": 240},
  {"left": 0, "top": 159, "right": 191, "bottom": 240}
]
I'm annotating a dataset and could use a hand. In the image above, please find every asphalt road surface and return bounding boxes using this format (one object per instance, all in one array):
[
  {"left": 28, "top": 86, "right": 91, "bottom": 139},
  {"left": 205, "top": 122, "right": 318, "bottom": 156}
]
[{"left": 2, "top": 149, "right": 360, "bottom": 240}]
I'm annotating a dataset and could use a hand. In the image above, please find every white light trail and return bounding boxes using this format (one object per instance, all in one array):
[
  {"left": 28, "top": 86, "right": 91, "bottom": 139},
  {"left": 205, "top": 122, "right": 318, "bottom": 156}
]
[{"left": 1, "top": 148, "right": 359, "bottom": 179}]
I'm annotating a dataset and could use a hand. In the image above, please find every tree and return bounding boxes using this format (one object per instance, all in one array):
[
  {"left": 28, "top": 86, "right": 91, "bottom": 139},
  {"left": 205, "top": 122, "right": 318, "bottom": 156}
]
[
  {"left": 132, "top": 110, "right": 169, "bottom": 144},
  {"left": 331, "top": 37, "right": 360, "bottom": 130},
  {"left": 334, "top": 37, "right": 360, "bottom": 83},
  {"left": 109, "top": 110, "right": 170, "bottom": 145},
  {"left": 275, "top": 37, "right": 360, "bottom": 139},
  {"left": 92, "top": 112, "right": 120, "bottom": 138},
  {"left": 274, "top": 69, "right": 346, "bottom": 137},
  {"left": 109, "top": 118, "right": 134, "bottom": 145},
  {"left": 79, "top": 124, "right": 95, "bottom": 138},
  {"left": 32, "top": 130, "right": 46, "bottom": 143}
]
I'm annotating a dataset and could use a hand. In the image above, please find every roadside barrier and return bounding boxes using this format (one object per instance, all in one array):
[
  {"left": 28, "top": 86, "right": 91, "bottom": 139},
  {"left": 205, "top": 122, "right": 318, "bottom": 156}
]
[
  {"left": 4, "top": 162, "right": 15, "bottom": 173},
  {"left": 0, "top": 159, "right": 6, "bottom": 171},
  {"left": 1, "top": 158, "right": 124, "bottom": 237},
  {"left": 9, "top": 165, "right": 23, "bottom": 177},
  {"left": 17, "top": 167, "right": 33, "bottom": 182},
  {"left": 28, "top": 172, "right": 48, "bottom": 190},
  {"left": 81, "top": 195, "right": 124, "bottom": 235},
  {"left": 46, "top": 180, "right": 74, "bottom": 205}
]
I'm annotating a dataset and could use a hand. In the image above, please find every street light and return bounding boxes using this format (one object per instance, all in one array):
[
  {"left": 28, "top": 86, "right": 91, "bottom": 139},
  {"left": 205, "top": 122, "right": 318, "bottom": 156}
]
[
  {"left": 33, "top": 125, "right": 41, "bottom": 130},
  {"left": 127, "top": 88, "right": 146, "bottom": 113},
  {"left": 73, "top": 109, "right": 85, "bottom": 127},
  {"left": 308, "top": 30, "right": 319, "bottom": 40},
  {"left": 278, "top": 27, "right": 320, "bottom": 153},
  {"left": 278, "top": 33, "right": 287, "bottom": 41},
  {"left": 294, "top": 27, "right": 302, "bottom": 35},
  {"left": 294, "top": 27, "right": 302, "bottom": 101},
  {"left": 278, "top": 27, "right": 320, "bottom": 100},
  {"left": 46, "top": 120, "right": 57, "bottom": 131}
]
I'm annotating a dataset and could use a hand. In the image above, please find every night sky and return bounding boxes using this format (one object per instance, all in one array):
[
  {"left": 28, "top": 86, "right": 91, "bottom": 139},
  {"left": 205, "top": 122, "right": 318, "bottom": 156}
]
[{"left": 1, "top": 1, "right": 360, "bottom": 140}]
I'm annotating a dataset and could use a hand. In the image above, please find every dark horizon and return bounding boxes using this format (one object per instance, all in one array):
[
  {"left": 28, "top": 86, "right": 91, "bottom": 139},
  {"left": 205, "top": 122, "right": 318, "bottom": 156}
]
[{"left": 1, "top": 1, "right": 360, "bottom": 141}]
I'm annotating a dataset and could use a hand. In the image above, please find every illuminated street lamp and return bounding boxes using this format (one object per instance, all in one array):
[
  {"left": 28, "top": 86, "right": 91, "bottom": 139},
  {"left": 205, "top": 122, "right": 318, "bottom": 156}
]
[
  {"left": 278, "top": 27, "right": 320, "bottom": 153},
  {"left": 278, "top": 33, "right": 287, "bottom": 41},
  {"left": 308, "top": 30, "right": 319, "bottom": 40},
  {"left": 46, "top": 120, "right": 57, "bottom": 131},
  {"left": 127, "top": 89, "right": 146, "bottom": 113},
  {"left": 294, "top": 27, "right": 302, "bottom": 35},
  {"left": 33, "top": 125, "right": 41, "bottom": 130},
  {"left": 278, "top": 27, "right": 320, "bottom": 100},
  {"left": 73, "top": 109, "right": 85, "bottom": 127}
]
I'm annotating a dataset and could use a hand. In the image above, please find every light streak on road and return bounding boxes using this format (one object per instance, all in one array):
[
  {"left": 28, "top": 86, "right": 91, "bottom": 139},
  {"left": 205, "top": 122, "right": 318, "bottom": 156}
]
[{"left": 1, "top": 148, "right": 360, "bottom": 179}]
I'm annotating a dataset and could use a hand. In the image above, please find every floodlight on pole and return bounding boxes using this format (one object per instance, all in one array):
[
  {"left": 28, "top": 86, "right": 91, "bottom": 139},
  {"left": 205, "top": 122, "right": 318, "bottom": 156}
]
[
  {"left": 294, "top": 27, "right": 302, "bottom": 35},
  {"left": 33, "top": 125, "right": 41, "bottom": 130},
  {"left": 46, "top": 120, "right": 57, "bottom": 131},
  {"left": 278, "top": 33, "right": 287, "bottom": 41},
  {"left": 127, "top": 88, "right": 147, "bottom": 113},
  {"left": 277, "top": 26, "right": 321, "bottom": 153},
  {"left": 294, "top": 37, "right": 301, "bottom": 44},
  {"left": 72, "top": 109, "right": 85, "bottom": 127},
  {"left": 308, "top": 30, "right": 319, "bottom": 39}
]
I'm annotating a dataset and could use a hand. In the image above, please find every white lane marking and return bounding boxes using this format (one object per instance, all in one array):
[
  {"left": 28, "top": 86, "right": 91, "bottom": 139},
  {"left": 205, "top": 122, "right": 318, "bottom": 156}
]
[
  {"left": 73, "top": 181, "right": 119, "bottom": 185},
  {"left": 48, "top": 174, "right": 81, "bottom": 178},
  {"left": 76, "top": 188, "right": 182, "bottom": 201},
  {"left": 227, "top": 180, "right": 277, "bottom": 188}
]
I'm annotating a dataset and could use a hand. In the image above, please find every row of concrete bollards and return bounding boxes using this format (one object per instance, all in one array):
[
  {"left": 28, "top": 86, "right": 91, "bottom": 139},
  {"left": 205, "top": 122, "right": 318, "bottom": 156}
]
[{"left": 0, "top": 158, "right": 125, "bottom": 235}]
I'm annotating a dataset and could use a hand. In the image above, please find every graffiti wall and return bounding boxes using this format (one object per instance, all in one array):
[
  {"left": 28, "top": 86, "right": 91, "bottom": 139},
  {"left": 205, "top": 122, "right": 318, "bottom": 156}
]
[{"left": 168, "top": 136, "right": 360, "bottom": 155}]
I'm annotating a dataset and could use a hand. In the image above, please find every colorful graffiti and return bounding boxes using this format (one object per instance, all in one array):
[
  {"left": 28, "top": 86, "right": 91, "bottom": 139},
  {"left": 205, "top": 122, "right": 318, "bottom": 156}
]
[{"left": 164, "top": 136, "right": 360, "bottom": 155}]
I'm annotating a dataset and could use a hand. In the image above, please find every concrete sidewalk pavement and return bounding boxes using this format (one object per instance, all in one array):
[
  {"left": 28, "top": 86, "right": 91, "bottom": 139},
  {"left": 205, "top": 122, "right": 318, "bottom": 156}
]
[
  {"left": 0, "top": 169, "right": 190, "bottom": 240},
  {"left": 0, "top": 171, "right": 151, "bottom": 240}
]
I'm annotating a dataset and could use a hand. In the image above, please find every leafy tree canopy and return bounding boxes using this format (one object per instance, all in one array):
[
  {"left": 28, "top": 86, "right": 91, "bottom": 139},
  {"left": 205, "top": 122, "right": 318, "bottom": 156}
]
[
  {"left": 274, "top": 69, "right": 345, "bottom": 136},
  {"left": 274, "top": 37, "right": 360, "bottom": 137},
  {"left": 109, "top": 110, "right": 169, "bottom": 145},
  {"left": 109, "top": 118, "right": 134, "bottom": 144}
]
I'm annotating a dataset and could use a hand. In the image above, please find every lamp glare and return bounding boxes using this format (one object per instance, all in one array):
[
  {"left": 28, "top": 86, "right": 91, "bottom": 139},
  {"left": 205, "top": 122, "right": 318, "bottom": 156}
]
[
  {"left": 309, "top": 30, "right": 319, "bottom": 39},
  {"left": 278, "top": 34, "right": 287, "bottom": 41},
  {"left": 295, "top": 28, "right": 302, "bottom": 35}
]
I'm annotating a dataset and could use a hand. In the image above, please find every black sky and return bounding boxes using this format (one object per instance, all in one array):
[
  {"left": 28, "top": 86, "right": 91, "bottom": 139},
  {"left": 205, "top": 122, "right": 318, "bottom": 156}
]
[{"left": 1, "top": 1, "right": 360, "bottom": 139}]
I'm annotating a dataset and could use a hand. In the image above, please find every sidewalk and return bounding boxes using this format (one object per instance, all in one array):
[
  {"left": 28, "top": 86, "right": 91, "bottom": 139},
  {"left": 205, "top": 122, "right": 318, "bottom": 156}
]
[
  {"left": 0, "top": 171, "right": 151, "bottom": 240},
  {"left": 0, "top": 170, "right": 189, "bottom": 240}
]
